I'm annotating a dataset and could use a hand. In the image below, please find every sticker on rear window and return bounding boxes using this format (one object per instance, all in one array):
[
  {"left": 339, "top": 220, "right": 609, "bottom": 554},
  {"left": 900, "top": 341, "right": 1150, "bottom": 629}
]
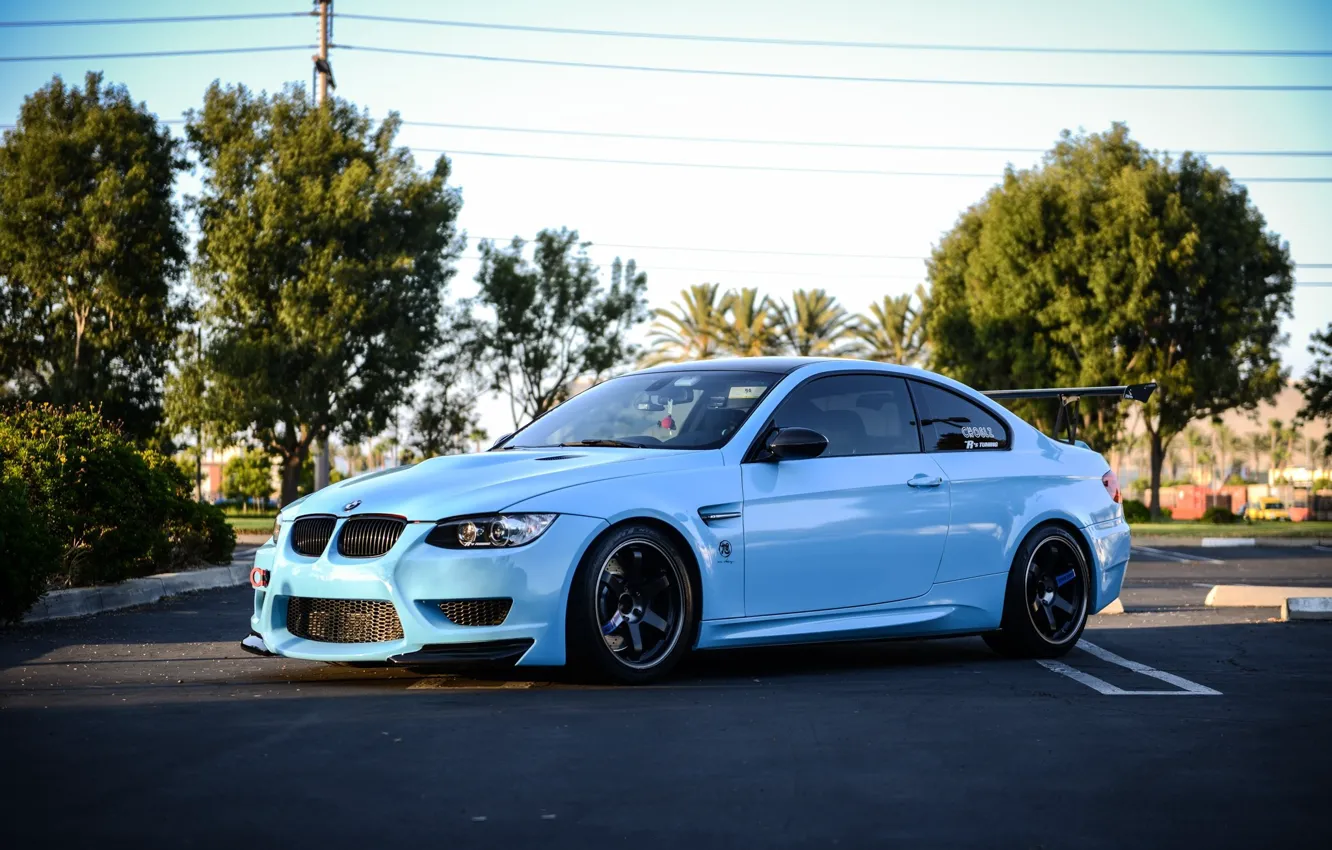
[{"left": 729, "top": 386, "right": 765, "bottom": 399}]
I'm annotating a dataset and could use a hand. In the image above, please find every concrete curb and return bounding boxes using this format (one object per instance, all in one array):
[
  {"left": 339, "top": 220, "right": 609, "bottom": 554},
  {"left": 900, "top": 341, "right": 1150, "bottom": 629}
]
[
  {"left": 1281, "top": 597, "right": 1332, "bottom": 621},
  {"left": 1204, "top": 585, "right": 1332, "bottom": 607},
  {"left": 236, "top": 532, "right": 271, "bottom": 545},
  {"left": 1133, "top": 535, "right": 1328, "bottom": 548},
  {"left": 23, "top": 560, "right": 254, "bottom": 624}
]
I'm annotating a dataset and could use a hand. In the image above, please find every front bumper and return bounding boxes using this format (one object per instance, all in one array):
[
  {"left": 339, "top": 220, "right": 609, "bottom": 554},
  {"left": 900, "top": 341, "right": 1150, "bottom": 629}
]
[{"left": 248, "top": 513, "right": 608, "bottom": 666}]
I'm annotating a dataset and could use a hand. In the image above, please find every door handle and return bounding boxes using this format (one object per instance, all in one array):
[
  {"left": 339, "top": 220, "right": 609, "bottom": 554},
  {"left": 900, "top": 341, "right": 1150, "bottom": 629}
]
[{"left": 908, "top": 474, "right": 943, "bottom": 488}]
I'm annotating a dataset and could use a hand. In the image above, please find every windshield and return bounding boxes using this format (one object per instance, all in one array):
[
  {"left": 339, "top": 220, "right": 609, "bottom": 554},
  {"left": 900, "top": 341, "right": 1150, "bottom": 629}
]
[{"left": 500, "top": 370, "right": 780, "bottom": 450}]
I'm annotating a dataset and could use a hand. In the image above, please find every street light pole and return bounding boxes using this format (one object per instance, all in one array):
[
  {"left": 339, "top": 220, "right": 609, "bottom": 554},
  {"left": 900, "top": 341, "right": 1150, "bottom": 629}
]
[{"left": 312, "top": 0, "right": 334, "bottom": 491}]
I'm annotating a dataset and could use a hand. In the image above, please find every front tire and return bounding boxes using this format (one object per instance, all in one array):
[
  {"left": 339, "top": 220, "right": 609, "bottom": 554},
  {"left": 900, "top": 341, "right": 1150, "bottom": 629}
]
[
  {"left": 566, "top": 524, "right": 698, "bottom": 684},
  {"left": 983, "top": 525, "right": 1091, "bottom": 659}
]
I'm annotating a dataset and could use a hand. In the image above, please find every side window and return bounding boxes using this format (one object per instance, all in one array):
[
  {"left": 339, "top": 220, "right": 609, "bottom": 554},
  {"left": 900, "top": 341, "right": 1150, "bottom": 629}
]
[
  {"left": 909, "top": 381, "right": 1010, "bottom": 452},
  {"left": 770, "top": 374, "right": 920, "bottom": 457}
]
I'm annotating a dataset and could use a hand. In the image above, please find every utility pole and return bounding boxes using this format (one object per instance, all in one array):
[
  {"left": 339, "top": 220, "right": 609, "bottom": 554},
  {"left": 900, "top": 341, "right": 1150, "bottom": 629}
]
[
  {"left": 312, "top": 0, "right": 335, "bottom": 491},
  {"left": 314, "top": 1, "right": 334, "bottom": 106}
]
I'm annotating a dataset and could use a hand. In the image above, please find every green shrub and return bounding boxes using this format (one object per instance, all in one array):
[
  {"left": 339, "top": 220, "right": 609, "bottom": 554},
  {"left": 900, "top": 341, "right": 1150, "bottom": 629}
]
[
  {"left": 1201, "top": 505, "right": 1238, "bottom": 524},
  {"left": 0, "top": 478, "right": 61, "bottom": 624},
  {"left": 0, "top": 403, "right": 236, "bottom": 601},
  {"left": 1122, "top": 499, "right": 1151, "bottom": 523}
]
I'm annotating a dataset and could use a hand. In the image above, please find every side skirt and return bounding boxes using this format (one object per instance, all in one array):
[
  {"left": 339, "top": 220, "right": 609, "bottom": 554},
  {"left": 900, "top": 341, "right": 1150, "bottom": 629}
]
[{"left": 696, "top": 572, "right": 1006, "bottom": 650}]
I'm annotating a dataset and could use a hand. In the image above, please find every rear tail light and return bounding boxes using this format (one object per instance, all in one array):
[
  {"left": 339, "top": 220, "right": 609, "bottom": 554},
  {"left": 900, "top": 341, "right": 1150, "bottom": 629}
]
[{"left": 1102, "top": 470, "right": 1122, "bottom": 504}]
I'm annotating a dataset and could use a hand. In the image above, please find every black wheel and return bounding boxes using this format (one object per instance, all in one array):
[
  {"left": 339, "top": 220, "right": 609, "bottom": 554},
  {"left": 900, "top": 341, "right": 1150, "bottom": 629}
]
[
  {"left": 566, "top": 524, "right": 698, "bottom": 684},
  {"left": 983, "top": 525, "right": 1091, "bottom": 659}
]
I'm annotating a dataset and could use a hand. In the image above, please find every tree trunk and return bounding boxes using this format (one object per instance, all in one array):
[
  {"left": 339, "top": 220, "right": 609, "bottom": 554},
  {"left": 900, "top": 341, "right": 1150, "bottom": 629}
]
[
  {"left": 1149, "top": 430, "right": 1165, "bottom": 520},
  {"left": 279, "top": 451, "right": 303, "bottom": 507}
]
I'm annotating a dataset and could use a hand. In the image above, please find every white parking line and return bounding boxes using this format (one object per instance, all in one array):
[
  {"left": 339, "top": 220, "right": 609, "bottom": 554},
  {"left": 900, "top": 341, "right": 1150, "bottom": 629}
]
[
  {"left": 1132, "top": 545, "right": 1224, "bottom": 565},
  {"left": 1036, "top": 639, "right": 1222, "bottom": 696}
]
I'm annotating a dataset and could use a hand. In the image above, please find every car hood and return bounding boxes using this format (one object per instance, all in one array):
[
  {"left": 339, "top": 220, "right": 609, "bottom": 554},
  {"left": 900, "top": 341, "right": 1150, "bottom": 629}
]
[{"left": 287, "top": 448, "right": 721, "bottom": 521}]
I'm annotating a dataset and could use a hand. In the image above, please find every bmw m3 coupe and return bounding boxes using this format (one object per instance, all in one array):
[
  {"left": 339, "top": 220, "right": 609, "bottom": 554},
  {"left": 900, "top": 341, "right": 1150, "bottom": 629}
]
[{"left": 242, "top": 357, "right": 1146, "bottom": 683}]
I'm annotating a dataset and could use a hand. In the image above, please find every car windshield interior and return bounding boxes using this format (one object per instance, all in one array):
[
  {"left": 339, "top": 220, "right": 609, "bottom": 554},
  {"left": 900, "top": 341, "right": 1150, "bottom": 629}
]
[{"left": 500, "top": 370, "right": 779, "bottom": 450}]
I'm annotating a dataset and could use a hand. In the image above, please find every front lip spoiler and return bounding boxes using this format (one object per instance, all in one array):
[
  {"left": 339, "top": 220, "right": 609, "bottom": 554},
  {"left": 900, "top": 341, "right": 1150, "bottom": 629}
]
[
  {"left": 387, "top": 639, "right": 534, "bottom": 668},
  {"left": 240, "top": 631, "right": 277, "bottom": 657}
]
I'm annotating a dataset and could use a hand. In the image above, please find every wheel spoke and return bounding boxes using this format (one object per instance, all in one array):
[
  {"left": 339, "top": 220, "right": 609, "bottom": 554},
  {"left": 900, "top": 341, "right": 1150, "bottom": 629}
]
[
  {"left": 638, "top": 576, "right": 669, "bottom": 599},
  {"left": 601, "top": 610, "right": 624, "bottom": 636},
  {"left": 628, "top": 621, "right": 643, "bottom": 653},
  {"left": 641, "top": 608, "right": 668, "bottom": 632},
  {"left": 1050, "top": 594, "right": 1075, "bottom": 615},
  {"left": 1040, "top": 603, "right": 1058, "bottom": 632}
]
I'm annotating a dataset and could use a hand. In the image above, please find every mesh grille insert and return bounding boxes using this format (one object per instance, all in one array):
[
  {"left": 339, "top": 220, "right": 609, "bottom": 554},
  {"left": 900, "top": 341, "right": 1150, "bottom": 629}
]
[
  {"left": 290, "top": 516, "right": 336, "bottom": 557},
  {"left": 286, "top": 597, "right": 404, "bottom": 643},
  {"left": 337, "top": 516, "right": 406, "bottom": 558},
  {"left": 439, "top": 598, "right": 513, "bottom": 627}
]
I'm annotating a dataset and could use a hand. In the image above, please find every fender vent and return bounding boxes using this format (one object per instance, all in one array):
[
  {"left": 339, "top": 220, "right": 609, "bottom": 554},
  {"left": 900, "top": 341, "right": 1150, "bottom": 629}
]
[{"left": 290, "top": 515, "right": 336, "bottom": 557}]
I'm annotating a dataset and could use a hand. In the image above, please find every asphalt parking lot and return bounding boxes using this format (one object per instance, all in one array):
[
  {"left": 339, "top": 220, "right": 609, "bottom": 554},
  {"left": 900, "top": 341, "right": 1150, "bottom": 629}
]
[{"left": 2, "top": 544, "right": 1329, "bottom": 849}]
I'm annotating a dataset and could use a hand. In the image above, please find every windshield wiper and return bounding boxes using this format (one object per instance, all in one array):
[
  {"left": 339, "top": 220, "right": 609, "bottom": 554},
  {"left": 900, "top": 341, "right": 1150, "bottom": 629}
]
[{"left": 559, "top": 439, "right": 647, "bottom": 448}]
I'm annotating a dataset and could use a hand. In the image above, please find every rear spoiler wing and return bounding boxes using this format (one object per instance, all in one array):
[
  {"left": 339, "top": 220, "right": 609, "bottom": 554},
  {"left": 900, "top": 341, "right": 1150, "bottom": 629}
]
[{"left": 981, "top": 382, "right": 1157, "bottom": 445}]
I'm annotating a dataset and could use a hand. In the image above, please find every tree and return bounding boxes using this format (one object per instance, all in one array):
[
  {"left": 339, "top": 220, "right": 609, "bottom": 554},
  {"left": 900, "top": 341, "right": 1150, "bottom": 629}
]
[
  {"left": 222, "top": 449, "right": 273, "bottom": 510},
  {"left": 774, "top": 288, "right": 856, "bottom": 356},
  {"left": 643, "top": 283, "right": 726, "bottom": 366},
  {"left": 1184, "top": 426, "right": 1208, "bottom": 482},
  {"left": 926, "top": 124, "right": 1293, "bottom": 517},
  {"left": 856, "top": 285, "right": 930, "bottom": 365},
  {"left": 1299, "top": 323, "right": 1332, "bottom": 454},
  {"left": 172, "top": 82, "right": 461, "bottom": 505},
  {"left": 468, "top": 229, "right": 648, "bottom": 426},
  {"left": 718, "top": 287, "right": 780, "bottom": 357},
  {"left": 1243, "top": 431, "right": 1267, "bottom": 479},
  {"left": 410, "top": 344, "right": 484, "bottom": 458},
  {"left": 0, "top": 73, "right": 187, "bottom": 440}
]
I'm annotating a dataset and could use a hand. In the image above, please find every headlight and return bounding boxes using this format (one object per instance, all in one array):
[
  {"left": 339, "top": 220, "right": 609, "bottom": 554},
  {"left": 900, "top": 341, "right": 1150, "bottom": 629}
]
[{"left": 425, "top": 514, "right": 557, "bottom": 549}]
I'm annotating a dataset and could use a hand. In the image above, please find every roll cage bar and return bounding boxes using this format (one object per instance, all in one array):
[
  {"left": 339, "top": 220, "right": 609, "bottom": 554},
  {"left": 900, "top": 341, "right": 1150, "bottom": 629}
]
[{"left": 981, "top": 382, "right": 1157, "bottom": 445}]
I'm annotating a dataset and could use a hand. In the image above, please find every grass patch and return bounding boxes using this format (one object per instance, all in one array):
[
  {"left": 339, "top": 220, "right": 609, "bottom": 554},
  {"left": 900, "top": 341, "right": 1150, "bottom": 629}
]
[
  {"left": 226, "top": 514, "right": 277, "bottom": 533},
  {"left": 1130, "top": 521, "right": 1332, "bottom": 538}
]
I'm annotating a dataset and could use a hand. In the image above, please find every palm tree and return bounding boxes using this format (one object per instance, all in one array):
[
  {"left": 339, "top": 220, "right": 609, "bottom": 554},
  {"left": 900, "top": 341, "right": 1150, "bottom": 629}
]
[
  {"left": 718, "top": 287, "right": 781, "bottom": 357},
  {"left": 1268, "top": 418, "right": 1285, "bottom": 470},
  {"left": 773, "top": 288, "right": 857, "bottom": 356},
  {"left": 1243, "top": 431, "right": 1267, "bottom": 480},
  {"left": 854, "top": 284, "right": 930, "bottom": 365},
  {"left": 1210, "top": 422, "right": 1236, "bottom": 486},
  {"left": 642, "top": 283, "right": 728, "bottom": 366},
  {"left": 1184, "top": 426, "right": 1208, "bottom": 483}
]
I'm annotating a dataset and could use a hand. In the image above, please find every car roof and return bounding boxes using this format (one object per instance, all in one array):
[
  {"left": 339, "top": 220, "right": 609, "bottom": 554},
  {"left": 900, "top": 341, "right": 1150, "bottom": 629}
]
[{"left": 631, "top": 356, "right": 851, "bottom": 376}]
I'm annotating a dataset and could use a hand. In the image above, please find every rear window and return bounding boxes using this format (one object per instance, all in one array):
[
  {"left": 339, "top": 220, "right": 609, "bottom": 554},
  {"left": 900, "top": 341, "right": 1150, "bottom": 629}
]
[{"left": 908, "top": 381, "right": 1010, "bottom": 452}]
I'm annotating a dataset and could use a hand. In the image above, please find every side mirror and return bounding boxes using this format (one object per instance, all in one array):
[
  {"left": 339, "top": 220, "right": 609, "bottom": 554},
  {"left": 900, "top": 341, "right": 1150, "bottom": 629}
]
[{"left": 765, "top": 427, "right": 828, "bottom": 461}]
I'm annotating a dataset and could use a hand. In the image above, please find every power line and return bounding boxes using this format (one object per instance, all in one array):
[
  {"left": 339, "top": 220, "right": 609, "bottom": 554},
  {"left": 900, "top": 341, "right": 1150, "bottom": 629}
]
[
  {"left": 401, "top": 121, "right": 1332, "bottom": 158},
  {"left": 337, "top": 14, "right": 1332, "bottom": 59},
  {"left": 7, "top": 116, "right": 1329, "bottom": 159},
  {"left": 339, "top": 44, "right": 1332, "bottom": 92},
  {"left": 419, "top": 147, "right": 1332, "bottom": 182},
  {"left": 465, "top": 236, "right": 927, "bottom": 261},
  {"left": 0, "top": 12, "right": 310, "bottom": 27},
  {"left": 0, "top": 45, "right": 313, "bottom": 63}
]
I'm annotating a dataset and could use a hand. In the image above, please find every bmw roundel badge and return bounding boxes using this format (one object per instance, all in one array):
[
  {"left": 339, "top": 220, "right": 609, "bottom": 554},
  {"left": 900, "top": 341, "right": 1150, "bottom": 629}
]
[{"left": 343, "top": 499, "right": 361, "bottom": 512}]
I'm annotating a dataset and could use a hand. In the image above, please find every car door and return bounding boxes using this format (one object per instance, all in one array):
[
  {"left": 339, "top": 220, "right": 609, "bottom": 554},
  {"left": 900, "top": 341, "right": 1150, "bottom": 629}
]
[{"left": 741, "top": 373, "right": 951, "bottom": 617}]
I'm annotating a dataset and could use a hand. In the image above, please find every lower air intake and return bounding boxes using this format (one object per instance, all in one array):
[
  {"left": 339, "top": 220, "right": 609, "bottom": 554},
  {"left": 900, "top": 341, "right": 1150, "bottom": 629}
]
[
  {"left": 286, "top": 597, "right": 405, "bottom": 643},
  {"left": 439, "top": 598, "right": 513, "bottom": 627}
]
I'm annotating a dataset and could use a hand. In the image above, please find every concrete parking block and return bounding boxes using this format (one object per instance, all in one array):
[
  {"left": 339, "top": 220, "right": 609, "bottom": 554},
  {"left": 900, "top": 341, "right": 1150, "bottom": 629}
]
[
  {"left": 1282, "top": 597, "right": 1332, "bottom": 621},
  {"left": 1204, "top": 585, "right": 1332, "bottom": 607},
  {"left": 1094, "top": 598, "right": 1125, "bottom": 615}
]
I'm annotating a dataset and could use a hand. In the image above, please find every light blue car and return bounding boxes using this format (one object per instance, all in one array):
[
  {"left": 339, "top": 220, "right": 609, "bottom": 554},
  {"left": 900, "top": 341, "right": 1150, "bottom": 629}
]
[{"left": 242, "top": 357, "right": 1146, "bottom": 683}]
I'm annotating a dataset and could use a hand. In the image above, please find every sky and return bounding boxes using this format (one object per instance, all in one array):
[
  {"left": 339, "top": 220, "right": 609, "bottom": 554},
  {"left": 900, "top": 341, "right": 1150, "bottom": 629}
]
[{"left": 1, "top": 0, "right": 1330, "bottom": 439}]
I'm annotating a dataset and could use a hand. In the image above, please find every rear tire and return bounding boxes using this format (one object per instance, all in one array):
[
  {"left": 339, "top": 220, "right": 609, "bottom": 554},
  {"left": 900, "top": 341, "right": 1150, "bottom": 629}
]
[
  {"left": 983, "top": 524, "right": 1091, "bottom": 659},
  {"left": 566, "top": 523, "right": 699, "bottom": 684}
]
